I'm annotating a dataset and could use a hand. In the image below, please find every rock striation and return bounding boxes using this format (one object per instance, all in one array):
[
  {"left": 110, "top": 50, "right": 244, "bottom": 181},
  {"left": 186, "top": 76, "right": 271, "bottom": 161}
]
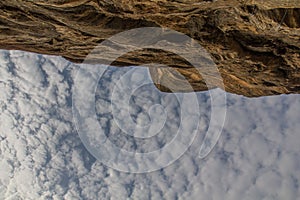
[{"left": 0, "top": 0, "right": 299, "bottom": 96}]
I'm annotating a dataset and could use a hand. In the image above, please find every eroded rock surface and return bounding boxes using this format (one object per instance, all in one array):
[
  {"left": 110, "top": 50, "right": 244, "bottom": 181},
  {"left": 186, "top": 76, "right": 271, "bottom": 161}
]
[{"left": 0, "top": 0, "right": 299, "bottom": 96}]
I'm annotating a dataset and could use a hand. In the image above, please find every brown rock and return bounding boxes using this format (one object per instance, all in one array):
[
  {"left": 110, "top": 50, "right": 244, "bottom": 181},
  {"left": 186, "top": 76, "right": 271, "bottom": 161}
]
[{"left": 0, "top": 0, "right": 299, "bottom": 97}]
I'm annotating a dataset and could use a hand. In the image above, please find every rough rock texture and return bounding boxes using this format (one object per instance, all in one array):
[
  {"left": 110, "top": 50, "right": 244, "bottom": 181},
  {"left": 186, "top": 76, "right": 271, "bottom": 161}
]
[{"left": 0, "top": 0, "right": 299, "bottom": 97}]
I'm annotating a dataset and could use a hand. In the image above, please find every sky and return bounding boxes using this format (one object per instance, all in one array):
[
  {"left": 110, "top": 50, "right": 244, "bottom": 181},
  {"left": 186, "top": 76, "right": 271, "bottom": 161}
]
[{"left": 0, "top": 49, "right": 299, "bottom": 200}]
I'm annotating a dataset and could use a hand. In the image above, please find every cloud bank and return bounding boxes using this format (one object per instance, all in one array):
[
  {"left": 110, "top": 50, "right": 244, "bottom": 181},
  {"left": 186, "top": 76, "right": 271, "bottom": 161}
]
[{"left": 0, "top": 50, "right": 299, "bottom": 199}]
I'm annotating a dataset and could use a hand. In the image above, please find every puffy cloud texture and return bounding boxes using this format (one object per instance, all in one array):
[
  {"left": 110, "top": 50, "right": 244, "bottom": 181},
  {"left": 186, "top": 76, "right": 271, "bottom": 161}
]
[{"left": 0, "top": 50, "right": 299, "bottom": 199}]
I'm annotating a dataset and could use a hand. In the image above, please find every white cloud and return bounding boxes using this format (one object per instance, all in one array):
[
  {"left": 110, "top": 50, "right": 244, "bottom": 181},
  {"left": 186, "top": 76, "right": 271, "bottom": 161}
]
[{"left": 0, "top": 49, "right": 299, "bottom": 199}]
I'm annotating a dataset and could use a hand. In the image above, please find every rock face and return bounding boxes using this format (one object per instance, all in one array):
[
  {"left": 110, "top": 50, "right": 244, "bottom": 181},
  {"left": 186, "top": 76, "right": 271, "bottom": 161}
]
[{"left": 0, "top": 0, "right": 299, "bottom": 97}]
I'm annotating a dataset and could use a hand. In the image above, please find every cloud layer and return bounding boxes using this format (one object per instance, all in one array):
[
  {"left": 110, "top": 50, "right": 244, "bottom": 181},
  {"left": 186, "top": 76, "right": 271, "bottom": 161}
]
[{"left": 0, "top": 50, "right": 299, "bottom": 199}]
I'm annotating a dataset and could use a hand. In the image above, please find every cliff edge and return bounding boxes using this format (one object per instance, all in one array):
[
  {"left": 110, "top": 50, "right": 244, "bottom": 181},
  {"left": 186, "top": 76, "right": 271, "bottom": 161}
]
[{"left": 0, "top": 0, "right": 299, "bottom": 96}]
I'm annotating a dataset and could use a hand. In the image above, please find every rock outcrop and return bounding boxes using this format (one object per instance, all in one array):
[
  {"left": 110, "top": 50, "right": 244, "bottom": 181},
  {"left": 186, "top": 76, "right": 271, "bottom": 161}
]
[{"left": 0, "top": 0, "right": 299, "bottom": 97}]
